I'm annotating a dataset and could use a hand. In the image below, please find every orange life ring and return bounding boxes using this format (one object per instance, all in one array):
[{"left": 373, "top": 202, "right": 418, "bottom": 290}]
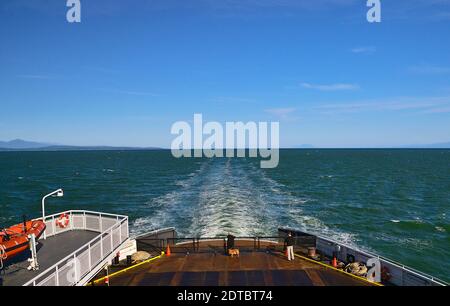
[{"left": 55, "top": 213, "right": 70, "bottom": 228}]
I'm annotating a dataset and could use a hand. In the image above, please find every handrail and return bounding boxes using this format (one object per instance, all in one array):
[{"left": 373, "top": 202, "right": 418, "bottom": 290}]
[
  {"left": 33, "top": 209, "right": 71, "bottom": 221},
  {"left": 169, "top": 237, "right": 283, "bottom": 245},
  {"left": 134, "top": 227, "right": 176, "bottom": 240},
  {"left": 140, "top": 236, "right": 286, "bottom": 252},
  {"left": 24, "top": 210, "right": 129, "bottom": 286},
  {"left": 34, "top": 209, "right": 128, "bottom": 222},
  {"left": 69, "top": 209, "right": 128, "bottom": 219},
  {"left": 166, "top": 236, "right": 284, "bottom": 240}
]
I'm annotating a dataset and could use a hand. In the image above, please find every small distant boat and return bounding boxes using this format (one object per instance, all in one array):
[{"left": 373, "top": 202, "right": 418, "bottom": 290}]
[{"left": 0, "top": 220, "right": 46, "bottom": 263}]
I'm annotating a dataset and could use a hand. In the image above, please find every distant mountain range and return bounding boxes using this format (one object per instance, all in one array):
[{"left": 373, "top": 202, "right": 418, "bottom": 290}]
[
  {"left": 401, "top": 142, "right": 450, "bottom": 149},
  {"left": 1, "top": 139, "right": 449, "bottom": 151},
  {"left": 290, "top": 143, "right": 450, "bottom": 149},
  {"left": 0, "top": 139, "right": 162, "bottom": 151},
  {"left": 0, "top": 139, "right": 53, "bottom": 149},
  {"left": 292, "top": 144, "right": 315, "bottom": 149}
]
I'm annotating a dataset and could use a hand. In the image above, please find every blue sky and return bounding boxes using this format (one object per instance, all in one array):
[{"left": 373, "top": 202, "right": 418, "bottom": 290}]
[{"left": 1, "top": 0, "right": 449, "bottom": 148}]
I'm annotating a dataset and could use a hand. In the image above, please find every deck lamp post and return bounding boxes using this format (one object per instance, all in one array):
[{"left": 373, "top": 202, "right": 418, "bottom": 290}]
[{"left": 42, "top": 188, "right": 64, "bottom": 240}]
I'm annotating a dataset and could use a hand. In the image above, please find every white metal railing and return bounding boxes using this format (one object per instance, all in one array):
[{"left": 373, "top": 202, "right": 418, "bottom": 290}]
[
  {"left": 25, "top": 210, "right": 129, "bottom": 286},
  {"left": 280, "top": 227, "right": 447, "bottom": 286},
  {"left": 134, "top": 227, "right": 176, "bottom": 240},
  {"left": 34, "top": 210, "right": 128, "bottom": 238},
  {"left": 314, "top": 235, "right": 447, "bottom": 286}
]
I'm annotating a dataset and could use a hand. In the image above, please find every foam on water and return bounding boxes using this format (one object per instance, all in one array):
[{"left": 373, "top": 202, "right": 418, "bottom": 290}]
[
  {"left": 435, "top": 226, "right": 446, "bottom": 232},
  {"left": 131, "top": 158, "right": 358, "bottom": 247}
]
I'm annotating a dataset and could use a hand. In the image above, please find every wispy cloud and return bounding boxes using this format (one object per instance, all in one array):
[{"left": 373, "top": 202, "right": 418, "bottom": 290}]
[
  {"left": 204, "top": 0, "right": 359, "bottom": 10},
  {"left": 351, "top": 46, "right": 376, "bottom": 54},
  {"left": 422, "top": 106, "right": 450, "bottom": 114},
  {"left": 301, "top": 82, "right": 360, "bottom": 91},
  {"left": 116, "top": 90, "right": 159, "bottom": 96},
  {"left": 17, "top": 74, "right": 53, "bottom": 79},
  {"left": 100, "top": 89, "right": 160, "bottom": 96},
  {"left": 408, "top": 64, "right": 450, "bottom": 75},
  {"left": 432, "top": 11, "right": 450, "bottom": 20},
  {"left": 377, "top": 0, "right": 450, "bottom": 22},
  {"left": 0, "top": 0, "right": 360, "bottom": 19},
  {"left": 316, "top": 96, "right": 450, "bottom": 114},
  {"left": 265, "top": 107, "right": 297, "bottom": 120},
  {"left": 83, "top": 66, "right": 119, "bottom": 74},
  {"left": 209, "top": 96, "right": 256, "bottom": 104}
]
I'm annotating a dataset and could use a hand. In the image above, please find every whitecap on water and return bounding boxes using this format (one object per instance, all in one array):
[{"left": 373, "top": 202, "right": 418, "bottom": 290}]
[
  {"left": 435, "top": 226, "right": 446, "bottom": 232},
  {"left": 174, "top": 180, "right": 189, "bottom": 188},
  {"left": 413, "top": 217, "right": 424, "bottom": 224}
]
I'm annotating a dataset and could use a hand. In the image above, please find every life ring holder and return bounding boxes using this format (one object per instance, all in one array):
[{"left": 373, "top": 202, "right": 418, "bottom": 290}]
[
  {"left": 55, "top": 213, "right": 70, "bottom": 229},
  {"left": 381, "top": 266, "right": 392, "bottom": 282}
]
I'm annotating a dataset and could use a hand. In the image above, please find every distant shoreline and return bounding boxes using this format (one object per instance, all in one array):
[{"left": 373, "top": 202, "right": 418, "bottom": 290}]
[
  {"left": 1, "top": 147, "right": 450, "bottom": 152},
  {"left": 2, "top": 139, "right": 449, "bottom": 151},
  {"left": 0, "top": 146, "right": 164, "bottom": 152}
]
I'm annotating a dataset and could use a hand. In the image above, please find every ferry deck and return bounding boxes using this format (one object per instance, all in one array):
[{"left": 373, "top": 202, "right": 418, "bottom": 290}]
[
  {"left": 90, "top": 228, "right": 447, "bottom": 287},
  {"left": 92, "top": 239, "right": 373, "bottom": 286}
]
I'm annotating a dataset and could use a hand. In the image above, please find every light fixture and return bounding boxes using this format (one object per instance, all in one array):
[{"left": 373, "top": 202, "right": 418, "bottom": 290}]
[{"left": 41, "top": 188, "right": 64, "bottom": 240}]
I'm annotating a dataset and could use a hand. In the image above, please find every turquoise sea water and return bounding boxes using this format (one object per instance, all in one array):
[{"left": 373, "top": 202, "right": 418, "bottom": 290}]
[{"left": 0, "top": 150, "right": 449, "bottom": 281}]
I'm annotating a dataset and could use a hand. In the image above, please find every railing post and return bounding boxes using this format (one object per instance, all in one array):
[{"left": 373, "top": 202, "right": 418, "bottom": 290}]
[
  {"left": 52, "top": 215, "right": 55, "bottom": 236},
  {"left": 88, "top": 243, "right": 92, "bottom": 272},
  {"left": 73, "top": 253, "right": 78, "bottom": 284},
  {"left": 100, "top": 233, "right": 104, "bottom": 259},
  {"left": 110, "top": 227, "right": 114, "bottom": 252},
  {"left": 99, "top": 213, "right": 103, "bottom": 233},
  {"left": 119, "top": 220, "right": 122, "bottom": 242},
  {"left": 55, "top": 266, "right": 59, "bottom": 286},
  {"left": 83, "top": 211, "right": 86, "bottom": 230}
]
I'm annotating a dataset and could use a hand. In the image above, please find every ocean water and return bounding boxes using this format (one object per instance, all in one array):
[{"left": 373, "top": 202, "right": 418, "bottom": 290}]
[{"left": 0, "top": 150, "right": 449, "bottom": 281}]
